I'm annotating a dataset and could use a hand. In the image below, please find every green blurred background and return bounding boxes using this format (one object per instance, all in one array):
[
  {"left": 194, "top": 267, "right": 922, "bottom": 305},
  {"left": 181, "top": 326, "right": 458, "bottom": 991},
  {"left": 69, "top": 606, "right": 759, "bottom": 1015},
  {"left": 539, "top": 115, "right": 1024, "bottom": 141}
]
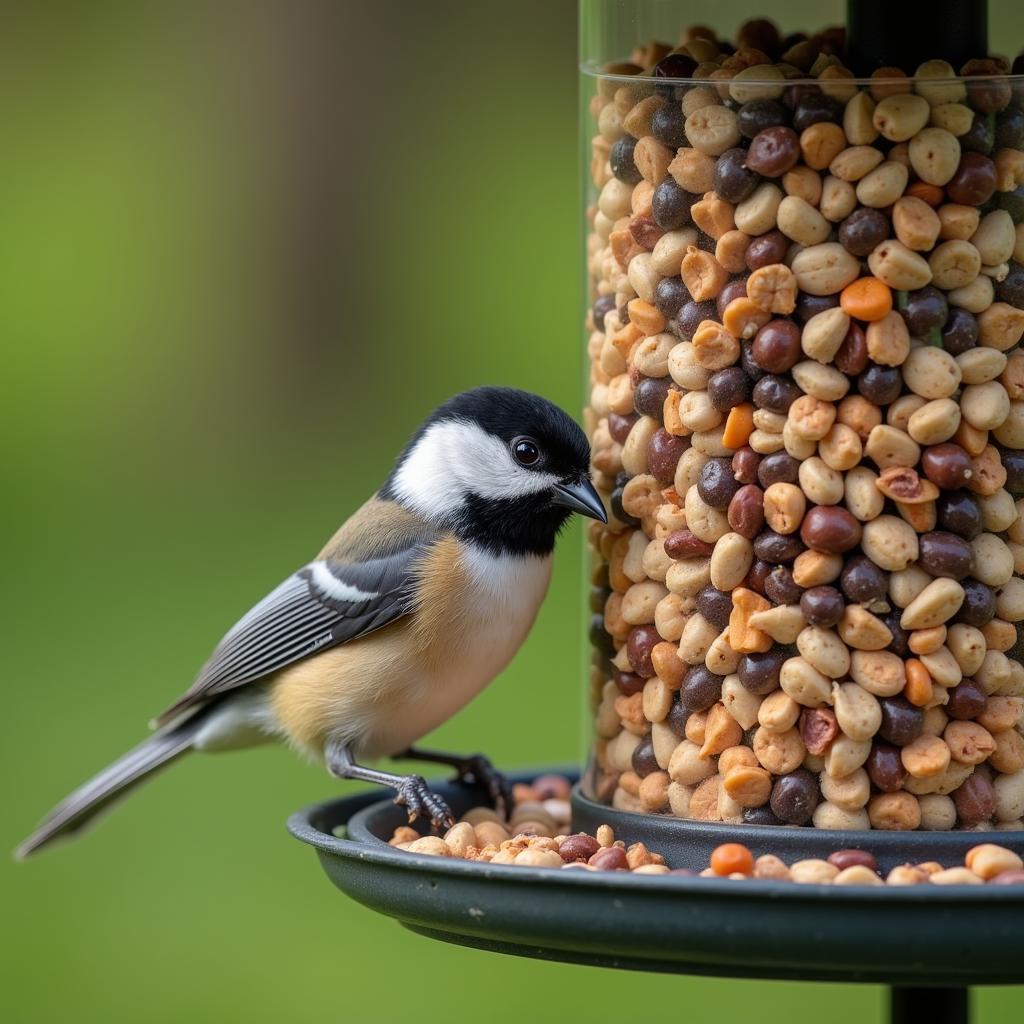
[{"left": 1, "top": 2, "right": 1021, "bottom": 1021}]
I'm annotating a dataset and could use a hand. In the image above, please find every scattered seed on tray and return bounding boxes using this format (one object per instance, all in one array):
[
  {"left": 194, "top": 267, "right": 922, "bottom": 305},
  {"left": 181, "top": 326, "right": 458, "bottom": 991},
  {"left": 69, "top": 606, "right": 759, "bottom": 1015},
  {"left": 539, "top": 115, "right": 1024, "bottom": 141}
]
[{"left": 386, "top": 775, "right": 1024, "bottom": 884}]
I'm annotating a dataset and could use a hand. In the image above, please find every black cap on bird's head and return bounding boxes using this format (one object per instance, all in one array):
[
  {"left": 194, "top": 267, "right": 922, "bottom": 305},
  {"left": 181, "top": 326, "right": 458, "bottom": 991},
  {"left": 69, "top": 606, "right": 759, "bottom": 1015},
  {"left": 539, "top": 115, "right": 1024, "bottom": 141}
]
[{"left": 383, "top": 386, "right": 606, "bottom": 555}]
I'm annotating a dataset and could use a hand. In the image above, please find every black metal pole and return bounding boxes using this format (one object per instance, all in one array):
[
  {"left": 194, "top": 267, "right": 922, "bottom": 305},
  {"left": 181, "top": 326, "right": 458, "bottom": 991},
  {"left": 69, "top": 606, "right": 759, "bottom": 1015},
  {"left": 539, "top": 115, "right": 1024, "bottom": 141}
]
[
  {"left": 890, "top": 987, "right": 969, "bottom": 1024},
  {"left": 846, "top": 0, "right": 988, "bottom": 74}
]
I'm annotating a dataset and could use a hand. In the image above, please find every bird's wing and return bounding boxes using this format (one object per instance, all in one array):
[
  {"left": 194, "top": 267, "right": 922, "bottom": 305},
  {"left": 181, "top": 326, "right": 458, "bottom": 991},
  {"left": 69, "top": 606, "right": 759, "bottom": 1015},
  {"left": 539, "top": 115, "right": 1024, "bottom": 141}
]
[{"left": 152, "top": 539, "right": 430, "bottom": 728}]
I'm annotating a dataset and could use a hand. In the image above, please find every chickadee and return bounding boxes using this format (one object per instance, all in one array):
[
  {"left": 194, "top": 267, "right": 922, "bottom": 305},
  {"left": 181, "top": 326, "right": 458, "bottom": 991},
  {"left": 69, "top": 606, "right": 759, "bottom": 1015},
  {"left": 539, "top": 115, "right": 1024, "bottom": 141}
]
[{"left": 17, "top": 387, "right": 605, "bottom": 858}]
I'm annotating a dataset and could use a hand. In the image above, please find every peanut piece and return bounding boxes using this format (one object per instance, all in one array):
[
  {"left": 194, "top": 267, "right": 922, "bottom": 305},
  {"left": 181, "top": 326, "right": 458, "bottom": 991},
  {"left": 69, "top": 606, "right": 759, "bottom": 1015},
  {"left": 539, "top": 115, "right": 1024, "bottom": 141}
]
[
  {"left": 692, "top": 319, "right": 741, "bottom": 370},
  {"left": 729, "top": 587, "right": 773, "bottom": 654},
  {"left": 681, "top": 246, "right": 730, "bottom": 301},
  {"left": 746, "top": 263, "right": 798, "bottom": 314}
]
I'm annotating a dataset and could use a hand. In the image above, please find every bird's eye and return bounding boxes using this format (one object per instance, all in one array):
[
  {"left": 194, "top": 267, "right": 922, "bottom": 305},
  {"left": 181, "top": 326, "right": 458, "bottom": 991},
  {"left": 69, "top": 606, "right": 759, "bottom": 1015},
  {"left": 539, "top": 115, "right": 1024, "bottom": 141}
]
[{"left": 512, "top": 437, "right": 540, "bottom": 466}]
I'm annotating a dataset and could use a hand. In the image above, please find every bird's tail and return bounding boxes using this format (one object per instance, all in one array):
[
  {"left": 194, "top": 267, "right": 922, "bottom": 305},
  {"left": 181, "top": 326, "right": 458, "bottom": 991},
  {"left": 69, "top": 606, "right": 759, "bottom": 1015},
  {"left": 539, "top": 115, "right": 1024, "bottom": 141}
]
[{"left": 15, "top": 710, "right": 210, "bottom": 860}]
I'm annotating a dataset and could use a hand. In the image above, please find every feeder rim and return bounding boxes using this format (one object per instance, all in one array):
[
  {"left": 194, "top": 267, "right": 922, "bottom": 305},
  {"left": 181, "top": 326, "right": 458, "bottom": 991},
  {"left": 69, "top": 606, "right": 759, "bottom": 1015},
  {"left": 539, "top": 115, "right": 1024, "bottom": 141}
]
[
  {"left": 580, "top": 62, "right": 1024, "bottom": 88},
  {"left": 287, "top": 793, "right": 1024, "bottom": 901}
]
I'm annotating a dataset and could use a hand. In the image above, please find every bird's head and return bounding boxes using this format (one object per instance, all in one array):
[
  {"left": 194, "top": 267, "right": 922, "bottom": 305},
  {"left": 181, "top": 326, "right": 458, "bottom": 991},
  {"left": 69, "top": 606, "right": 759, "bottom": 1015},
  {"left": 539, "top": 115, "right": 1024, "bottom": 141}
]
[{"left": 383, "top": 386, "right": 606, "bottom": 555}]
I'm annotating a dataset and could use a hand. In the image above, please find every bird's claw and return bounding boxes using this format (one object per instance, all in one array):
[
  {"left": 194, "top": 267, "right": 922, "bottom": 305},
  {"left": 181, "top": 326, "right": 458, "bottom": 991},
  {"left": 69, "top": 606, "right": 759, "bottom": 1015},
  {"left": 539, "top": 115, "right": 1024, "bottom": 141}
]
[
  {"left": 393, "top": 774, "right": 455, "bottom": 831},
  {"left": 454, "top": 754, "right": 514, "bottom": 821}
]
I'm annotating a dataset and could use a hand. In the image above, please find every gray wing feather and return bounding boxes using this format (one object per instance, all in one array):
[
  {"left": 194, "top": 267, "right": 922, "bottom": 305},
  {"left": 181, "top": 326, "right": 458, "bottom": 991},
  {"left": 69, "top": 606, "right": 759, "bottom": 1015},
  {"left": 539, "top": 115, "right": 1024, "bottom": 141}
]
[{"left": 153, "top": 544, "right": 424, "bottom": 726}]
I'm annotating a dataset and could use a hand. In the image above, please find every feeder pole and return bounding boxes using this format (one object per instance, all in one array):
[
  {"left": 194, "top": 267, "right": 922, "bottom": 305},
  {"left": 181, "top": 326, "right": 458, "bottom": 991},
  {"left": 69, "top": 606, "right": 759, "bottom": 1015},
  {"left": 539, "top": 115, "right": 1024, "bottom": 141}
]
[{"left": 845, "top": 0, "right": 987, "bottom": 73}]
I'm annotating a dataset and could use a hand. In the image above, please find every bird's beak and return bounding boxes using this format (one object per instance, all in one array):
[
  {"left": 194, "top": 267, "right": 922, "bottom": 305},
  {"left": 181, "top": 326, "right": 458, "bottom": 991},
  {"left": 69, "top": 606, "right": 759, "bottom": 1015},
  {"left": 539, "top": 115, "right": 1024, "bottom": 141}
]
[{"left": 552, "top": 478, "right": 608, "bottom": 523}]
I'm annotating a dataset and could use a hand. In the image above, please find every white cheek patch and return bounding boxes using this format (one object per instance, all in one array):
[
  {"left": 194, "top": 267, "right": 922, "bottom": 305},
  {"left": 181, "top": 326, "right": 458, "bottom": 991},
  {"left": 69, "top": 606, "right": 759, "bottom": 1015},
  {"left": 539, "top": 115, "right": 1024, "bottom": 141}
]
[{"left": 391, "top": 419, "right": 559, "bottom": 519}]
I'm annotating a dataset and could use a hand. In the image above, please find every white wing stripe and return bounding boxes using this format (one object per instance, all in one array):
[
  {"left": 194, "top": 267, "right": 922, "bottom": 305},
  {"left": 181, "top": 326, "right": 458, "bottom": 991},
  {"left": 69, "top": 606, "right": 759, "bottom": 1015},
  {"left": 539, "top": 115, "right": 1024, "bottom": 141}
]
[{"left": 309, "top": 561, "right": 379, "bottom": 603}]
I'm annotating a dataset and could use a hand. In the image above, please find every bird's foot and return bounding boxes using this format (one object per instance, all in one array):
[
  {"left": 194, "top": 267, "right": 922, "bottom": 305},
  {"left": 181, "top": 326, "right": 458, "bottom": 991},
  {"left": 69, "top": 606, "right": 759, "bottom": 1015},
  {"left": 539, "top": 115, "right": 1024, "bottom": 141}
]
[
  {"left": 393, "top": 775, "right": 455, "bottom": 831},
  {"left": 452, "top": 754, "right": 514, "bottom": 821}
]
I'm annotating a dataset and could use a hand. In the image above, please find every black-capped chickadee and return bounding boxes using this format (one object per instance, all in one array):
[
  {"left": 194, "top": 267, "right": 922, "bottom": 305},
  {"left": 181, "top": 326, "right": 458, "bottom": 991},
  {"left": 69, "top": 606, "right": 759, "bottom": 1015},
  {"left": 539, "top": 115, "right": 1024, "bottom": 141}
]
[{"left": 17, "top": 387, "right": 606, "bottom": 858}]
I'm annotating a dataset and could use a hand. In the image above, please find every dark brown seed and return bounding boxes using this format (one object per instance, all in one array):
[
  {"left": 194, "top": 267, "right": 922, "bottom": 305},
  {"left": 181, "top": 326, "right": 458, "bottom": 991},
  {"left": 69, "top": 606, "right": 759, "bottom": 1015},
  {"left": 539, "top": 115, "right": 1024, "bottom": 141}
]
[
  {"left": 652, "top": 178, "right": 694, "bottom": 230},
  {"left": 945, "top": 680, "right": 987, "bottom": 720},
  {"left": 614, "top": 670, "right": 646, "bottom": 696},
  {"left": 744, "top": 559, "right": 773, "bottom": 594},
  {"left": 841, "top": 555, "right": 889, "bottom": 603},
  {"left": 827, "top": 848, "right": 878, "bottom": 873},
  {"left": 796, "top": 292, "right": 840, "bottom": 324},
  {"left": 666, "top": 699, "right": 692, "bottom": 736},
  {"left": 677, "top": 299, "right": 718, "bottom": 341},
  {"left": 878, "top": 697, "right": 924, "bottom": 746},
  {"left": 738, "top": 98, "right": 790, "bottom": 140},
  {"left": 839, "top": 207, "right": 890, "bottom": 257},
  {"left": 858, "top": 364, "right": 903, "bottom": 405},
  {"left": 559, "top": 833, "right": 600, "bottom": 863},
  {"left": 728, "top": 484, "right": 766, "bottom": 539},
  {"left": 732, "top": 446, "right": 761, "bottom": 484},
  {"left": 769, "top": 768, "right": 819, "bottom": 825},
  {"left": 653, "top": 52, "right": 698, "bottom": 79},
  {"left": 901, "top": 286, "right": 948, "bottom": 338},
  {"left": 883, "top": 611, "right": 910, "bottom": 658},
  {"left": 717, "top": 276, "right": 752, "bottom": 318},
  {"left": 664, "top": 530, "right": 715, "bottom": 559},
  {"left": 937, "top": 491, "right": 984, "bottom": 540},
  {"left": 753, "top": 374, "right": 802, "bottom": 413},
  {"left": 608, "top": 411, "right": 638, "bottom": 444},
  {"left": 757, "top": 451, "right": 800, "bottom": 488},
  {"left": 699, "top": 457, "right": 742, "bottom": 509},
  {"left": 867, "top": 743, "right": 907, "bottom": 793},
  {"left": 963, "top": 59, "right": 1013, "bottom": 113},
  {"left": 946, "top": 152, "right": 997, "bottom": 206},
  {"left": 953, "top": 772, "right": 995, "bottom": 825},
  {"left": 632, "top": 738, "right": 659, "bottom": 776},
  {"left": 708, "top": 366, "right": 753, "bottom": 411},
  {"left": 697, "top": 586, "right": 734, "bottom": 631},
  {"left": 610, "top": 136, "right": 641, "bottom": 184},
  {"left": 921, "top": 443, "right": 973, "bottom": 490},
  {"left": 942, "top": 308, "right": 979, "bottom": 355},
  {"left": 954, "top": 578, "right": 997, "bottom": 627},
  {"left": 800, "top": 506, "right": 862, "bottom": 554},
  {"left": 589, "top": 846, "right": 629, "bottom": 870},
  {"left": 714, "top": 147, "right": 761, "bottom": 203},
  {"left": 680, "top": 665, "right": 724, "bottom": 710},
  {"left": 800, "top": 586, "right": 845, "bottom": 627},
  {"left": 764, "top": 565, "right": 802, "bottom": 605},
  {"left": 995, "top": 263, "right": 1024, "bottom": 308},
  {"left": 738, "top": 650, "right": 786, "bottom": 695},
  {"left": 746, "top": 126, "right": 801, "bottom": 177},
  {"left": 634, "top": 376, "right": 674, "bottom": 419},
  {"left": 753, "top": 528, "right": 804, "bottom": 563},
  {"left": 834, "top": 322, "right": 869, "bottom": 376},
  {"left": 655, "top": 276, "right": 690, "bottom": 319},
  {"left": 627, "top": 625, "right": 661, "bottom": 678},
  {"left": 746, "top": 229, "right": 789, "bottom": 271},
  {"left": 751, "top": 319, "right": 802, "bottom": 373},
  {"left": 918, "top": 531, "right": 974, "bottom": 580},
  {"left": 648, "top": 428, "right": 686, "bottom": 483}
]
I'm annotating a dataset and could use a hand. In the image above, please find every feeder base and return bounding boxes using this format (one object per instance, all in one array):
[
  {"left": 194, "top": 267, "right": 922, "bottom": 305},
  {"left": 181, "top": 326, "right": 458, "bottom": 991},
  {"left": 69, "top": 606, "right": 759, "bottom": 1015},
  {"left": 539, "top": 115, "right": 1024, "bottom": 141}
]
[{"left": 289, "top": 769, "right": 1024, "bottom": 1024}]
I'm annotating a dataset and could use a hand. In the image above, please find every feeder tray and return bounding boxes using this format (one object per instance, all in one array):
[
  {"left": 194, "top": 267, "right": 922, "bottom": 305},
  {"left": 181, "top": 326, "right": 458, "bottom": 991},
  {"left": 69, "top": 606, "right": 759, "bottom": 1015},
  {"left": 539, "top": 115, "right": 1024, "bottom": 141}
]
[{"left": 288, "top": 770, "right": 1024, "bottom": 1024}]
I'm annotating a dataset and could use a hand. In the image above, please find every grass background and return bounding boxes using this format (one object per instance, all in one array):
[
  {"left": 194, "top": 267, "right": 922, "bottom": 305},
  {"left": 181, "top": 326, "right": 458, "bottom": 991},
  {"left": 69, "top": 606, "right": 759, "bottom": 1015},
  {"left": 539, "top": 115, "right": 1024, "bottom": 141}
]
[{"left": 1, "top": 2, "right": 1021, "bottom": 1020}]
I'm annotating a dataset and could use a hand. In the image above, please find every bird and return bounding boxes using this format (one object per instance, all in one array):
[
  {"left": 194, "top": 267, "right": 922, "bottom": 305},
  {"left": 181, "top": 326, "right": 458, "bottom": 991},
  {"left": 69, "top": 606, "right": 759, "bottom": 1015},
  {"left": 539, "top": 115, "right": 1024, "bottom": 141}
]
[{"left": 16, "top": 387, "right": 606, "bottom": 858}]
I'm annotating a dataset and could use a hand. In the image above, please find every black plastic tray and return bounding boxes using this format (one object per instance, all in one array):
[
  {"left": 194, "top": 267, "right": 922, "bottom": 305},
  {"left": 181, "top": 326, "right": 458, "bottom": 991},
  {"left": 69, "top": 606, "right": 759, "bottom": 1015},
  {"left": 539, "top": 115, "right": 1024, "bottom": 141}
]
[{"left": 288, "top": 772, "right": 1024, "bottom": 986}]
